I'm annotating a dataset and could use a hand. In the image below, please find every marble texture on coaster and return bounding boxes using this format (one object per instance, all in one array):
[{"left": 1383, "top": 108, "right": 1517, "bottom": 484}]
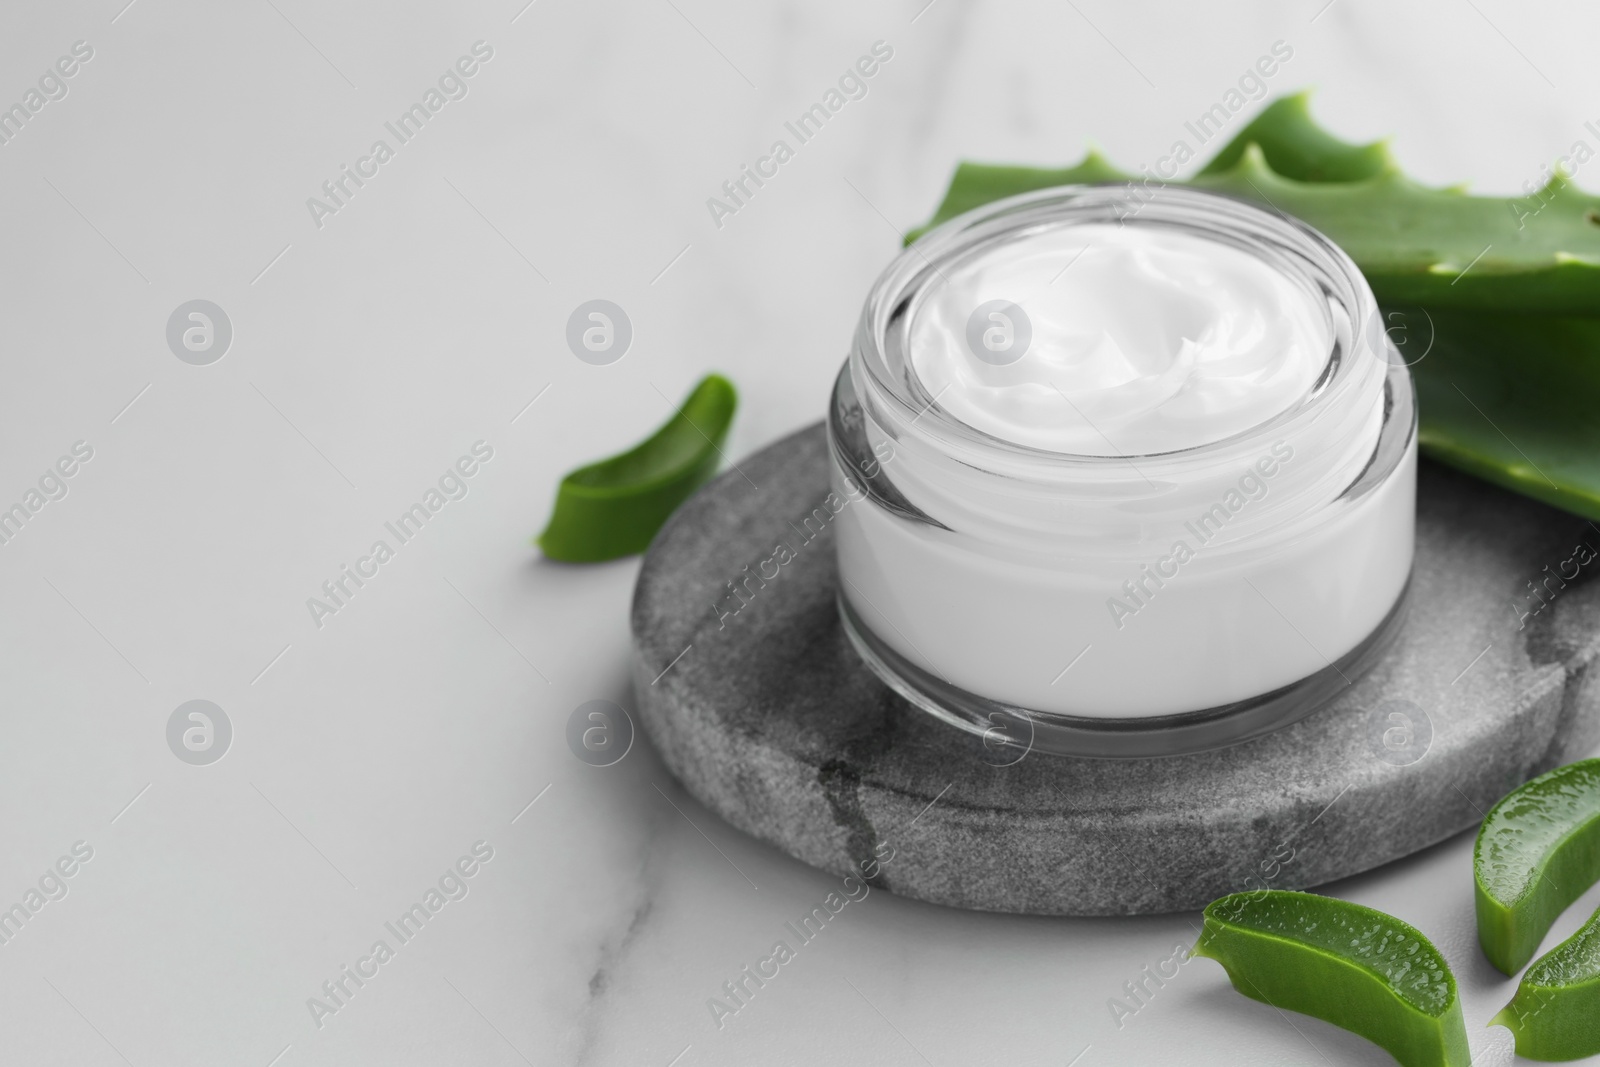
[{"left": 631, "top": 423, "right": 1600, "bottom": 915}]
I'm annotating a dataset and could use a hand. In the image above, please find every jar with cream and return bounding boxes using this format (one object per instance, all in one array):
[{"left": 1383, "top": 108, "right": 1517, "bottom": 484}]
[{"left": 829, "top": 185, "right": 1416, "bottom": 757}]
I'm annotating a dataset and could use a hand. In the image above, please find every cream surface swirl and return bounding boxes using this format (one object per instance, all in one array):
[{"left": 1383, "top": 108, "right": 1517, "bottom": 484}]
[{"left": 907, "top": 222, "right": 1332, "bottom": 456}]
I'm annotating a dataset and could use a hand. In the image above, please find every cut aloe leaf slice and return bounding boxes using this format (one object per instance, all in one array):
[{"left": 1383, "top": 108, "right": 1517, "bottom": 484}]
[
  {"left": 1494, "top": 907, "right": 1600, "bottom": 1061},
  {"left": 1476, "top": 759, "right": 1600, "bottom": 976},
  {"left": 1195, "top": 891, "right": 1470, "bottom": 1067},
  {"left": 535, "top": 374, "right": 737, "bottom": 562}
]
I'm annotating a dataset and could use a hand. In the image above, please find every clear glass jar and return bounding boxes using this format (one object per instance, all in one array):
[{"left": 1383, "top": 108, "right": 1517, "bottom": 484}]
[{"left": 829, "top": 185, "right": 1416, "bottom": 758}]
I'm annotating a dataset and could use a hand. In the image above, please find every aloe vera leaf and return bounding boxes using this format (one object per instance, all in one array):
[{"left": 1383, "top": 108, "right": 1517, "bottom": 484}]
[
  {"left": 1407, "top": 309, "right": 1600, "bottom": 520},
  {"left": 1197, "top": 90, "right": 1393, "bottom": 182},
  {"left": 912, "top": 145, "right": 1600, "bottom": 314},
  {"left": 1203, "top": 102, "right": 1600, "bottom": 519},
  {"left": 1194, "top": 891, "right": 1471, "bottom": 1067},
  {"left": 911, "top": 112, "right": 1600, "bottom": 314},
  {"left": 1476, "top": 760, "right": 1600, "bottom": 976},
  {"left": 535, "top": 374, "right": 737, "bottom": 563},
  {"left": 1190, "top": 148, "right": 1600, "bottom": 314},
  {"left": 1199, "top": 95, "right": 1600, "bottom": 310},
  {"left": 1493, "top": 907, "right": 1600, "bottom": 1061},
  {"left": 905, "top": 97, "right": 1600, "bottom": 519}
]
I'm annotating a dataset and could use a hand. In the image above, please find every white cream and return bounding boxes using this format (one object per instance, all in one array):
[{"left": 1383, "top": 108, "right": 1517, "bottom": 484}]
[
  {"left": 908, "top": 224, "right": 1331, "bottom": 455},
  {"left": 832, "top": 186, "right": 1418, "bottom": 749},
  {"left": 834, "top": 450, "right": 1415, "bottom": 717}
]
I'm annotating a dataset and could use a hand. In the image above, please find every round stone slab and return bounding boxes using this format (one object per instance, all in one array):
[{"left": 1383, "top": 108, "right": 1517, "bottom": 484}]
[{"left": 631, "top": 423, "right": 1600, "bottom": 915}]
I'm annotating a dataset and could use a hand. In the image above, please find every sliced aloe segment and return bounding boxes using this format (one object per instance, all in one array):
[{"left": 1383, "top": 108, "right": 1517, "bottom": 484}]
[
  {"left": 536, "top": 374, "right": 737, "bottom": 562},
  {"left": 1476, "top": 759, "right": 1600, "bottom": 975},
  {"left": 1195, "top": 891, "right": 1470, "bottom": 1067},
  {"left": 1494, "top": 908, "right": 1600, "bottom": 1061}
]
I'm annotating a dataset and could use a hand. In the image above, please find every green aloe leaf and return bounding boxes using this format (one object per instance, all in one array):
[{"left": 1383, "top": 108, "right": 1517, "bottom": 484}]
[
  {"left": 1409, "top": 310, "right": 1600, "bottom": 519},
  {"left": 906, "top": 91, "right": 1600, "bottom": 520},
  {"left": 911, "top": 143, "right": 1600, "bottom": 314},
  {"left": 1475, "top": 759, "right": 1600, "bottom": 976},
  {"left": 1194, "top": 891, "right": 1471, "bottom": 1067},
  {"left": 536, "top": 374, "right": 737, "bottom": 562},
  {"left": 1203, "top": 92, "right": 1600, "bottom": 310},
  {"left": 909, "top": 151, "right": 1129, "bottom": 242},
  {"left": 1193, "top": 150, "right": 1600, "bottom": 315},
  {"left": 1493, "top": 907, "right": 1600, "bottom": 1061},
  {"left": 1196, "top": 90, "right": 1393, "bottom": 182}
]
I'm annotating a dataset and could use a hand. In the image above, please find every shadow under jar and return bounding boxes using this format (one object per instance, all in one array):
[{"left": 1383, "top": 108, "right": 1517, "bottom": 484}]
[{"left": 829, "top": 185, "right": 1416, "bottom": 758}]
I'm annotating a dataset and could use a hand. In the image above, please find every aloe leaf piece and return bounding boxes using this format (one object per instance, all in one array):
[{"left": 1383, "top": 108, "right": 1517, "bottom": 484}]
[
  {"left": 1195, "top": 890, "right": 1471, "bottom": 1067},
  {"left": 1493, "top": 905, "right": 1600, "bottom": 1061},
  {"left": 1476, "top": 760, "right": 1600, "bottom": 976},
  {"left": 905, "top": 93, "right": 1600, "bottom": 521},
  {"left": 535, "top": 374, "right": 737, "bottom": 562}
]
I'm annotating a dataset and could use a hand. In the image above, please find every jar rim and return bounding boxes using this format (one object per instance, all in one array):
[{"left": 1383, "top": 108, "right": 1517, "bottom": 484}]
[{"left": 851, "top": 184, "right": 1386, "bottom": 475}]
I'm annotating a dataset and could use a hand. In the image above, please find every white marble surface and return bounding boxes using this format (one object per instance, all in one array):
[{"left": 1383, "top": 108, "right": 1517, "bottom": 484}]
[{"left": 2, "top": 0, "right": 1598, "bottom": 1063}]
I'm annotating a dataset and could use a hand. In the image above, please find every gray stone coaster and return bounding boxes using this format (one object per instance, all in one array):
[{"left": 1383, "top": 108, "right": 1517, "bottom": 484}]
[{"left": 631, "top": 423, "right": 1600, "bottom": 915}]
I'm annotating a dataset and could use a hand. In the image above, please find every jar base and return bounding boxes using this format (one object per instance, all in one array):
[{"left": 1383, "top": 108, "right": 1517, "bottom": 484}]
[{"left": 838, "top": 576, "right": 1413, "bottom": 759}]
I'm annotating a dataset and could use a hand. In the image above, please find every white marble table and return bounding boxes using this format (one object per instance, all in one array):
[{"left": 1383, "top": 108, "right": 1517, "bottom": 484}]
[{"left": 1, "top": 0, "right": 1596, "bottom": 1063}]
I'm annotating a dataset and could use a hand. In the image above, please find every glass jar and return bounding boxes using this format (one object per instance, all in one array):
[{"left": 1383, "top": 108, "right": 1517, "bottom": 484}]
[{"left": 829, "top": 185, "right": 1416, "bottom": 758}]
